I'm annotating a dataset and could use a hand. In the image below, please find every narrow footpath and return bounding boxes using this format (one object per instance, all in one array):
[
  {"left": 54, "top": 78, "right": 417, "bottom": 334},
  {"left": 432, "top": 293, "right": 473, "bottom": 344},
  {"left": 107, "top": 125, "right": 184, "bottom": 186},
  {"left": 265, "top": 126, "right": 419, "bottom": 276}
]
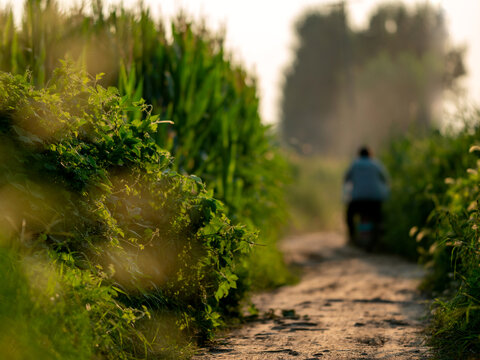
[{"left": 194, "top": 232, "right": 431, "bottom": 360}]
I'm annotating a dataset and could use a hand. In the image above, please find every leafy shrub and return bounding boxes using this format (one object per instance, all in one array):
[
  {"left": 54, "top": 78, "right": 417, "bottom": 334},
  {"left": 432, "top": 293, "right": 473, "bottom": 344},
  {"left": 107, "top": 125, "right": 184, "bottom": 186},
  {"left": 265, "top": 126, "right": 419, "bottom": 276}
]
[
  {"left": 0, "top": 0, "right": 291, "bottom": 290},
  {"left": 380, "top": 122, "right": 480, "bottom": 260},
  {"left": 0, "top": 63, "right": 254, "bottom": 358}
]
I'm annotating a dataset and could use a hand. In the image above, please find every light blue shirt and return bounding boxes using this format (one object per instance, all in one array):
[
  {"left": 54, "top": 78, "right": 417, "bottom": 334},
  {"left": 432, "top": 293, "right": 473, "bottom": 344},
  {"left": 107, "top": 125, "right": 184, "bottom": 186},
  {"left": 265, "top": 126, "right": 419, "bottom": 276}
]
[{"left": 344, "top": 157, "right": 389, "bottom": 201}]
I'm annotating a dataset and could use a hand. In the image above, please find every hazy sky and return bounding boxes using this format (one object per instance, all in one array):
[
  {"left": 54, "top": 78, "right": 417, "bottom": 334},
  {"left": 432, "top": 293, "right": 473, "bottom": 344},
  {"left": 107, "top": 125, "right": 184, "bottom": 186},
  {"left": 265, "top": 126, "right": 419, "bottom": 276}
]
[{"left": 2, "top": 0, "right": 479, "bottom": 123}]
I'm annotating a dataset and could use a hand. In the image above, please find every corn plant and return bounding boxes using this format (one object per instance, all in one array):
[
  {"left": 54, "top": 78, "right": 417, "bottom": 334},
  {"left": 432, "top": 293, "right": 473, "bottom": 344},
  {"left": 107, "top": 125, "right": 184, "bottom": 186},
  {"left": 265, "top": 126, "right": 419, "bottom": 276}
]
[{"left": 0, "top": 0, "right": 290, "bottom": 292}]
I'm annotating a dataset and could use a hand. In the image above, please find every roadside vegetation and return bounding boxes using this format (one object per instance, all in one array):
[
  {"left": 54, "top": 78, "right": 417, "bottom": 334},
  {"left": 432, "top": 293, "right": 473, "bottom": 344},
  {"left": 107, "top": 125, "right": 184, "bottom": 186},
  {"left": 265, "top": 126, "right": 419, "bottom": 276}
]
[
  {"left": 380, "top": 113, "right": 480, "bottom": 359},
  {"left": 0, "top": 0, "right": 292, "bottom": 358},
  {"left": 0, "top": 0, "right": 292, "bottom": 289},
  {"left": 0, "top": 64, "right": 258, "bottom": 359}
]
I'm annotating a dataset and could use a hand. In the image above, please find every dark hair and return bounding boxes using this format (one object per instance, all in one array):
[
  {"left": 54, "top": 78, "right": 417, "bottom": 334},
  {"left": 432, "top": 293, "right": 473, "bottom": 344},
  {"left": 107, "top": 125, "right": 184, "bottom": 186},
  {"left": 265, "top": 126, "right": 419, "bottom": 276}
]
[{"left": 358, "top": 146, "right": 371, "bottom": 158}]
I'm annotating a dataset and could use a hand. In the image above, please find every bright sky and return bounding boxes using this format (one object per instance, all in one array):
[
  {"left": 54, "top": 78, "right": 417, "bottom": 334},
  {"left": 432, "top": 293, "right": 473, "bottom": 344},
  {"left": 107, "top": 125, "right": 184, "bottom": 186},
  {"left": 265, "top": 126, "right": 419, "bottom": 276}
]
[{"left": 2, "top": 0, "right": 479, "bottom": 124}]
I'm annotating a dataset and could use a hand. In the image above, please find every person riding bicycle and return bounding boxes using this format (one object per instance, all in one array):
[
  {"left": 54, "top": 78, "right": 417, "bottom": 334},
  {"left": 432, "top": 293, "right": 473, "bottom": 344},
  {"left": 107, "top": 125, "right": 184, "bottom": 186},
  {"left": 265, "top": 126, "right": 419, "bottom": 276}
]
[{"left": 343, "top": 146, "right": 389, "bottom": 245}]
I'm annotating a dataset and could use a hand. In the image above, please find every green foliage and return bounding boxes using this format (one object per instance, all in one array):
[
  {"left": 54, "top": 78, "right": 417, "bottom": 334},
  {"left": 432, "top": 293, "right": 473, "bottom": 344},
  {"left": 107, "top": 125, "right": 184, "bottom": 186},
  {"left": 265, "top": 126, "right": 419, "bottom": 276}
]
[
  {"left": 0, "top": 244, "right": 156, "bottom": 360},
  {"left": 427, "top": 151, "right": 480, "bottom": 359},
  {"left": 114, "top": 18, "right": 290, "bottom": 288},
  {"left": 380, "top": 122, "right": 479, "bottom": 260},
  {"left": 0, "top": 64, "right": 254, "bottom": 358},
  {"left": 0, "top": 0, "right": 290, "bottom": 291},
  {"left": 380, "top": 111, "right": 480, "bottom": 359},
  {"left": 0, "top": 246, "right": 95, "bottom": 360}
]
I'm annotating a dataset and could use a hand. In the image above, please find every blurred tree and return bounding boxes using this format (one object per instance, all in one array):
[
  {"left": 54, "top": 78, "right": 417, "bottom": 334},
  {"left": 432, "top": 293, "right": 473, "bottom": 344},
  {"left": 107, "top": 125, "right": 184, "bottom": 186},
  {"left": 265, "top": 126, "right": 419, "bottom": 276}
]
[
  {"left": 281, "top": 5, "right": 350, "bottom": 154},
  {"left": 281, "top": 3, "right": 465, "bottom": 156}
]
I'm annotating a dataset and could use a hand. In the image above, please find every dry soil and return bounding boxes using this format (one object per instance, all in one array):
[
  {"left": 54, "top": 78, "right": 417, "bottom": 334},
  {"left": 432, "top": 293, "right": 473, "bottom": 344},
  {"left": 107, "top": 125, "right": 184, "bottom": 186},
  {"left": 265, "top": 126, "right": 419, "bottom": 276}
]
[{"left": 194, "top": 232, "right": 431, "bottom": 360}]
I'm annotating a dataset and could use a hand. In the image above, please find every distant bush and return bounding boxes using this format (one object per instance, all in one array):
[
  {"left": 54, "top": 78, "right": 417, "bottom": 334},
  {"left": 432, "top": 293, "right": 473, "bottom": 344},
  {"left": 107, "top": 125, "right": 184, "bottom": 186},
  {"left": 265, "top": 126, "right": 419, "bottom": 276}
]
[{"left": 0, "top": 64, "right": 254, "bottom": 358}]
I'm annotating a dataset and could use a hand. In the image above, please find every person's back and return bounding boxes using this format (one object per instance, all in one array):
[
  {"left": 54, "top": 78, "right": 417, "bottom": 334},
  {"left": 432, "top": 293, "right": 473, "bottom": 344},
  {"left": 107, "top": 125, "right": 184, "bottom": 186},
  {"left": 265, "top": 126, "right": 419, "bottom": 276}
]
[
  {"left": 344, "top": 146, "right": 389, "bottom": 249},
  {"left": 345, "top": 157, "right": 389, "bottom": 201}
]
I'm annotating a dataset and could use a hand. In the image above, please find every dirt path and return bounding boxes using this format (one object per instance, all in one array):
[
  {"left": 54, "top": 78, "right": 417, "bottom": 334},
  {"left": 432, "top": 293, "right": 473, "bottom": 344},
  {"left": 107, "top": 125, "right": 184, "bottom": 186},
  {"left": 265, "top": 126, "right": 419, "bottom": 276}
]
[{"left": 194, "top": 232, "right": 431, "bottom": 360}]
